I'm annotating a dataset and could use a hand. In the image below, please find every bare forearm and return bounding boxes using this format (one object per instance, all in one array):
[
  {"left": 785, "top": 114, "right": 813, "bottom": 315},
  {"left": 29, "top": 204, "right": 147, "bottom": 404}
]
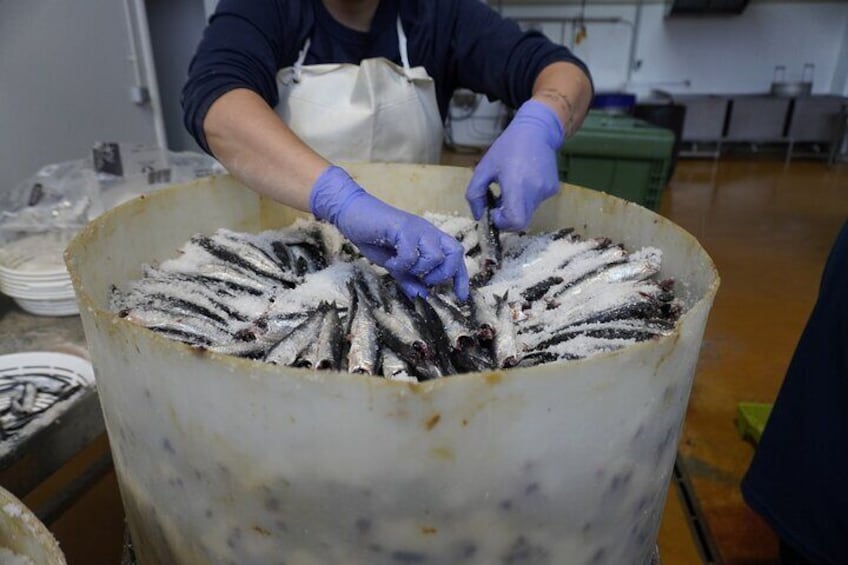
[
  {"left": 531, "top": 62, "right": 593, "bottom": 138},
  {"left": 203, "top": 88, "right": 329, "bottom": 212}
]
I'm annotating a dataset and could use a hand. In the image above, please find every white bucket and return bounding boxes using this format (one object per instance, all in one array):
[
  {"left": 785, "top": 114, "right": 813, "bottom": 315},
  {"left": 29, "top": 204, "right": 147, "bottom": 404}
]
[
  {"left": 0, "top": 485, "right": 66, "bottom": 564},
  {"left": 66, "top": 164, "right": 718, "bottom": 564}
]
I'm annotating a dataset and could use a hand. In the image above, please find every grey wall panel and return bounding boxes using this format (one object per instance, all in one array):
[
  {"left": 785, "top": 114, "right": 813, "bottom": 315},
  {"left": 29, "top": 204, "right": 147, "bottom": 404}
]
[
  {"left": 0, "top": 0, "right": 157, "bottom": 195},
  {"left": 146, "top": 0, "right": 207, "bottom": 153}
]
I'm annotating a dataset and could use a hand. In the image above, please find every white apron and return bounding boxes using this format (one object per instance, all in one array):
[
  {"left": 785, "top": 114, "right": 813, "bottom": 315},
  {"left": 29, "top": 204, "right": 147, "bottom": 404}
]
[{"left": 276, "top": 17, "right": 443, "bottom": 164}]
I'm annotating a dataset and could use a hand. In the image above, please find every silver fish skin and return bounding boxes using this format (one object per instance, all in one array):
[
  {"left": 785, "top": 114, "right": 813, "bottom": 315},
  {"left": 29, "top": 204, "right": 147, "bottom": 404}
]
[
  {"left": 346, "top": 282, "right": 380, "bottom": 375},
  {"left": 412, "top": 296, "right": 457, "bottom": 376},
  {"left": 123, "top": 306, "right": 233, "bottom": 344},
  {"left": 32, "top": 392, "right": 62, "bottom": 413},
  {"left": 142, "top": 267, "right": 266, "bottom": 302},
  {"left": 190, "top": 231, "right": 293, "bottom": 283},
  {"left": 478, "top": 189, "right": 502, "bottom": 271},
  {"left": 470, "top": 291, "right": 498, "bottom": 343},
  {"left": 371, "top": 289, "right": 443, "bottom": 376},
  {"left": 245, "top": 311, "right": 309, "bottom": 341},
  {"left": 195, "top": 262, "right": 272, "bottom": 295},
  {"left": 286, "top": 242, "right": 328, "bottom": 275},
  {"left": 549, "top": 246, "right": 630, "bottom": 297},
  {"left": 122, "top": 278, "right": 249, "bottom": 325},
  {"left": 371, "top": 296, "right": 429, "bottom": 356},
  {"left": 524, "top": 319, "right": 670, "bottom": 352},
  {"left": 483, "top": 237, "right": 606, "bottom": 311},
  {"left": 12, "top": 382, "right": 38, "bottom": 413},
  {"left": 501, "top": 233, "right": 599, "bottom": 281},
  {"left": 380, "top": 348, "right": 411, "bottom": 379},
  {"left": 528, "top": 280, "right": 665, "bottom": 342},
  {"left": 13, "top": 374, "right": 78, "bottom": 396},
  {"left": 416, "top": 360, "right": 450, "bottom": 380},
  {"left": 542, "top": 334, "right": 637, "bottom": 361},
  {"left": 517, "top": 246, "right": 631, "bottom": 317},
  {"left": 426, "top": 293, "right": 476, "bottom": 350},
  {"left": 264, "top": 308, "right": 325, "bottom": 366},
  {"left": 546, "top": 249, "right": 662, "bottom": 311},
  {"left": 451, "top": 342, "right": 496, "bottom": 373},
  {"left": 592, "top": 250, "right": 661, "bottom": 284},
  {"left": 296, "top": 327, "right": 321, "bottom": 368},
  {"left": 349, "top": 263, "right": 384, "bottom": 308},
  {"left": 207, "top": 340, "right": 269, "bottom": 359},
  {"left": 493, "top": 292, "right": 520, "bottom": 368},
  {"left": 309, "top": 304, "right": 343, "bottom": 370},
  {"left": 219, "top": 229, "right": 296, "bottom": 273}
]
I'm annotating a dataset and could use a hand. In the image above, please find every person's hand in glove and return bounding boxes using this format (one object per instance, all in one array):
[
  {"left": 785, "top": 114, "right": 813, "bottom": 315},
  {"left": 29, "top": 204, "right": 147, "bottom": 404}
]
[
  {"left": 311, "top": 165, "right": 470, "bottom": 301},
  {"left": 466, "top": 99, "right": 565, "bottom": 232}
]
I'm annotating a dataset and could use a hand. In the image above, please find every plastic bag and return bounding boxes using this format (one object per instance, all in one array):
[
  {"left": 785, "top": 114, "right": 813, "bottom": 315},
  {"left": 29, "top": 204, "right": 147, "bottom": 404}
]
[
  {"left": 0, "top": 143, "right": 225, "bottom": 245},
  {"left": 88, "top": 142, "right": 226, "bottom": 217},
  {"left": 0, "top": 159, "right": 97, "bottom": 244}
]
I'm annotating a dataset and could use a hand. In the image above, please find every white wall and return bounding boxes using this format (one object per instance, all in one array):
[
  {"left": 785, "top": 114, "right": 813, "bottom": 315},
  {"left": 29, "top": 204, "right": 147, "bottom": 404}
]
[
  {"left": 833, "top": 15, "right": 848, "bottom": 96},
  {"left": 0, "top": 0, "right": 160, "bottom": 193},
  {"left": 500, "top": 1, "right": 848, "bottom": 98}
]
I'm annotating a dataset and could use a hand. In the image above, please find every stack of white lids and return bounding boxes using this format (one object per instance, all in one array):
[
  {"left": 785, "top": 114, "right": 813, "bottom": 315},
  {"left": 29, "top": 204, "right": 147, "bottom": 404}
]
[{"left": 0, "top": 233, "right": 78, "bottom": 316}]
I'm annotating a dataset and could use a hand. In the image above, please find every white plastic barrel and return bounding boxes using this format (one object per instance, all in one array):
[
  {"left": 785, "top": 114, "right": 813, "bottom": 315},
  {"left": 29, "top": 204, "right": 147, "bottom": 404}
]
[
  {"left": 0, "top": 486, "right": 66, "bottom": 564},
  {"left": 66, "top": 164, "right": 718, "bottom": 564}
]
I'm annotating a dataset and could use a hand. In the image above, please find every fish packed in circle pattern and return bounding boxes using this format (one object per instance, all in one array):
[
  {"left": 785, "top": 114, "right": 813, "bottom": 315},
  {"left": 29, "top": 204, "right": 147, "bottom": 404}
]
[{"left": 110, "top": 208, "right": 681, "bottom": 382}]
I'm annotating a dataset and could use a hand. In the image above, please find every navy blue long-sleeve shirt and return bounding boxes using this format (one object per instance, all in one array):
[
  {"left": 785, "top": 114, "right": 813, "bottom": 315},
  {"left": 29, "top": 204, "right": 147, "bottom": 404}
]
[{"left": 182, "top": 0, "right": 591, "bottom": 154}]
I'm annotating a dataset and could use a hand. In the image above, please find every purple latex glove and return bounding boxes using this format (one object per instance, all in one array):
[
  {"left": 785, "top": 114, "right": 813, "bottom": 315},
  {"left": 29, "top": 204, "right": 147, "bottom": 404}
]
[
  {"left": 310, "top": 166, "right": 470, "bottom": 301},
  {"left": 466, "top": 99, "right": 565, "bottom": 231}
]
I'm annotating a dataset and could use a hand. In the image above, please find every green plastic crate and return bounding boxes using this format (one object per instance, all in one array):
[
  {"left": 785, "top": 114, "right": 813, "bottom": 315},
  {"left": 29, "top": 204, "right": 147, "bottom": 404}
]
[{"left": 558, "top": 111, "right": 675, "bottom": 210}]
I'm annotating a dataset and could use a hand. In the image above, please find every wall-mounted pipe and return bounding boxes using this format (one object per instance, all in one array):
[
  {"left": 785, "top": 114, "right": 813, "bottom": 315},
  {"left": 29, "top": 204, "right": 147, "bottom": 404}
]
[
  {"left": 626, "top": 0, "right": 642, "bottom": 84},
  {"left": 127, "top": 0, "right": 168, "bottom": 150},
  {"left": 122, "top": 0, "right": 144, "bottom": 88}
]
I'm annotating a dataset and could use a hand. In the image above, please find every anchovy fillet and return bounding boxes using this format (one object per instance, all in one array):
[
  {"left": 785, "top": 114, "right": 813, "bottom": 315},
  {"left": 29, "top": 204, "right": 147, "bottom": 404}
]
[
  {"left": 493, "top": 292, "right": 520, "bottom": 368},
  {"left": 114, "top": 220, "right": 682, "bottom": 374},
  {"left": 264, "top": 308, "right": 325, "bottom": 366},
  {"left": 346, "top": 280, "right": 380, "bottom": 375},
  {"left": 191, "top": 233, "right": 297, "bottom": 286},
  {"left": 380, "top": 348, "right": 417, "bottom": 382},
  {"left": 297, "top": 303, "right": 343, "bottom": 370},
  {"left": 426, "top": 293, "right": 476, "bottom": 350},
  {"left": 471, "top": 189, "right": 502, "bottom": 287},
  {"left": 471, "top": 292, "right": 498, "bottom": 343}
]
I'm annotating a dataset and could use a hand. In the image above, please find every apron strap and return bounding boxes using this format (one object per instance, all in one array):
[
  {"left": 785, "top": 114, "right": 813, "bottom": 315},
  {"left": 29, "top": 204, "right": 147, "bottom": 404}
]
[
  {"left": 294, "top": 17, "right": 410, "bottom": 81},
  {"left": 293, "top": 38, "right": 311, "bottom": 82},
  {"left": 396, "top": 16, "right": 413, "bottom": 80}
]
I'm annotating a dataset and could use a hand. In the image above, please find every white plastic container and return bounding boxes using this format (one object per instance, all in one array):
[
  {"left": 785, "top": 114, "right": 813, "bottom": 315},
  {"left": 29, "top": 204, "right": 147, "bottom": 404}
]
[
  {"left": 66, "top": 164, "right": 718, "bottom": 564},
  {"left": 0, "top": 485, "right": 66, "bottom": 564}
]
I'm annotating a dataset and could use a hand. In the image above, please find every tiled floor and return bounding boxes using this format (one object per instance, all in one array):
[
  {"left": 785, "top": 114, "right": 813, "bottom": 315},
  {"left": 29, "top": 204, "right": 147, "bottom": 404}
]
[{"left": 29, "top": 154, "right": 848, "bottom": 564}]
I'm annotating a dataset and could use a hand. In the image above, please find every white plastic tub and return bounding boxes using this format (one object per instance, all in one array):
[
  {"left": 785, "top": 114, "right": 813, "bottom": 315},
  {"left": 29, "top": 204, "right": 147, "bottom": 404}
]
[
  {"left": 0, "top": 485, "right": 65, "bottom": 564},
  {"left": 66, "top": 164, "right": 718, "bottom": 564}
]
